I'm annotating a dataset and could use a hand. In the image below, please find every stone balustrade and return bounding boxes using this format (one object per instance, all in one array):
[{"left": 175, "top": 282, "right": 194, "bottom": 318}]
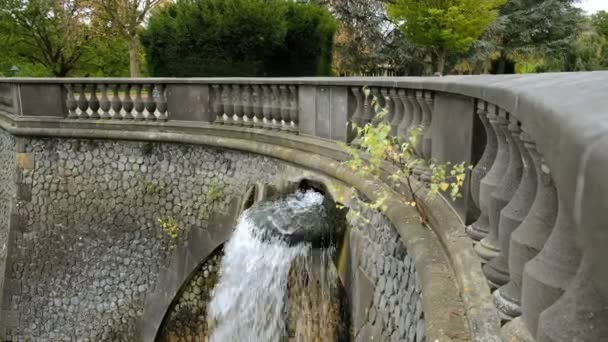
[{"left": 1, "top": 74, "right": 607, "bottom": 342}]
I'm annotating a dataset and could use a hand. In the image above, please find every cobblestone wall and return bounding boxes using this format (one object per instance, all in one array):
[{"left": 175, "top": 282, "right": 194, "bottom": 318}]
[
  {"left": 0, "top": 137, "right": 281, "bottom": 341},
  {"left": 349, "top": 202, "right": 425, "bottom": 342},
  {"left": 0, "top": 129, "right": 16, "bottom": 327}
]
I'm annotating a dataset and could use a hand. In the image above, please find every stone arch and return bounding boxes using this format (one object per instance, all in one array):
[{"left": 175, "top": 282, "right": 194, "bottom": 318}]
[{"left": 135, "top": 195, "right": 244, "bottom": 342}]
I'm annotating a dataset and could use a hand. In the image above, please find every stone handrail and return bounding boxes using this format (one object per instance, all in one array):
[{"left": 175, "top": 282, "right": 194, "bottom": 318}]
[{"left": 1, "top": 73, "right": 607, "bottom": 341}]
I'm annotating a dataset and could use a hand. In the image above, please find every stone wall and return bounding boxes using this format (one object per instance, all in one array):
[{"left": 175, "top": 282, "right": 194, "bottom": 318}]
[
  {"left": 0, "top": 136, "right": 282, "bottom": 341},
  {"left": 348, "top": 202, "right": 424, "bottom": 342},
  {"left": 0, "top": 129, "right": 16, "bottom": 327},
  {"left": 157, "top": 249, "right": 223, "bottom": 341}
]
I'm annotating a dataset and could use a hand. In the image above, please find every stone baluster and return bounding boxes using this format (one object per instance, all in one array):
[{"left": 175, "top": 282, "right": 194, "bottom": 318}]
[
  {"left": 98, "top": 84, "right": 111, "bottom": 120},
  {"left": 88, "top": 84, "right": 100, "bottom": 119},
  {"left": 350, "top": 87, "right": 364, "bottom": 128},
  {"left": 221, "top": 85, "right": 233, "bottom": 125},
  {"left": 133, "top": 84, "right": 145, "bottom": 120},
  {"left": 252, "top": 85, "right": 264, "bottom": 128},
  {"left": 471, "top": 108, "right": 509, "bottom": 247},
  {"left": 467, "top": 102, "right": 498, "bottom": 240},
  {"left": 262, "top": 85, "right": 273, "bottom": 129},
  {"left": 360, "top": 88, "right": 375, "bottom": 126},
  {"left": 122, "top": 84, "right": 134, "bottom": 120},
  {"left": 231, "top": 84, "right": 242, "bottom": 126},
  {"left": 408, "top": 90, "right": 422, "bottom": 132},
  {"left": 388, "top": 88, "right": 403, "bottom": 137},
  {"left": 536, "top": 253, "right": 608, "bottom": 341},
  {"left": 288, "top": 85, "right": 298, "bottom": 133},
  {"left": 396, "top": 89, "right": 412, "bottom": 142},
  {"left": 155, "top": 84, "right": 167, "bottom": 121},
  {"left": 369, "top": 87, "right": 384, "bottom": 124},
  {"left": 477, "top": 114, "right": 524, "bottom": 265},
  {"left": 419, "top": 91, "right": 434, "bottom": 160},
  {"left": 240, "top": 85, "right": 253, "bottom": 127},
  {"left": 280, "top": 85, "right": 290, "bottom": 131},
  {"left": 379, "top": 88, "right": 394, "bottom": 125},
  {"left": 66, "top": 84, "right": 78, "bottom": 119},
  {"left": 271, "top": 85, "right": 282, "bottom": 130},
  {"left": 211, "top": 85, "right": 223, "bottom": 124},
  {"left": 77, "top": 84, "right": 89, "bottom": 118},
  {"left": 145, "top": 84, "right": 157, "bottom": 120},
  {"left": 484, "top": 129, "right": 537, "bottom": 290},
  {"left": 494, "top": 141, "right": 557, "bottom": 319},
  {"left": 535, "top": 136, "right": 608, "bottom": 341},
  {"left": 110, "top": 84, "right": 123, "bottom": 119},
  {"left": 520, "top": 190, "right": 582, "bottom": 336}
]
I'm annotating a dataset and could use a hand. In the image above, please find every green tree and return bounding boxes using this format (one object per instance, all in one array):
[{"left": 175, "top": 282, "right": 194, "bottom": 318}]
[
  {"left": 0, "top": 0, "right": 94, "bottom": 76},
  {"left": 141, "top": 0, "right": 335, "bottom": 77},
  {"left": 592, "top": 10, "right": 608, "bottom": 38},
  {"left": 387, "top": 0, "right": 505, "bottom": 74},
  {"left": 483, "top": 0, "right": 582, "bottom": 73},
  {"left": 91, "top": 0, "right": 165, "bottom": 77}
]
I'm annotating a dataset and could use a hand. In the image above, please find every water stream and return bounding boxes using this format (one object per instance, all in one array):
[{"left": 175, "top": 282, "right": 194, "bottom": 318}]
[{"left": 207, "top": 190, "right": 345, "bottom": 341}]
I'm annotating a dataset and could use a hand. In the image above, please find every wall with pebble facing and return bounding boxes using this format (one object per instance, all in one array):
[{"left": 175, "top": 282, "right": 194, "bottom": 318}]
[
  {"left": 348, "top": 201, "right": 424, "bottom": 342},
  {"left": 0, "top": 135, "right": 281, "bottom": 341},
  {"left": 0, "top": 129, "right": 16, "bottom": 325}
]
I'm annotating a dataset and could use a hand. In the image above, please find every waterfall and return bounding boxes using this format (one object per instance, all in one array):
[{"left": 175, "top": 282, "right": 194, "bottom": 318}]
[{"left": 207, "top": 190, "right": 345, "bottom": 341}]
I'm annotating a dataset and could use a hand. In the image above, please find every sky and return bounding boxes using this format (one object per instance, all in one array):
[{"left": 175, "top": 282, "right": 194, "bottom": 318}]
[{"left": 576, "top": 0, "right": 608, "bottom": 14}]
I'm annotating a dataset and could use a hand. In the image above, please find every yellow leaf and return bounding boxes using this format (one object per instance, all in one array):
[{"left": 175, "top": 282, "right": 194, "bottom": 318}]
[{"left": 440, "top": 182, "right": 450, "bottom": 191}]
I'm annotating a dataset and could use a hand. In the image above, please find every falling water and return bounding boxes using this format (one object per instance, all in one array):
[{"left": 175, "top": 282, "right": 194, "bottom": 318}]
[{"left": 207, "top": 190, "right": 346, "bottom": 342}]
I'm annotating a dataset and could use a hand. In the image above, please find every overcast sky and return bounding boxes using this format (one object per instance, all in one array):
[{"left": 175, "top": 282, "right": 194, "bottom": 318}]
[{"left": 576, "top": 0, "right": 608, "bottom": 14}]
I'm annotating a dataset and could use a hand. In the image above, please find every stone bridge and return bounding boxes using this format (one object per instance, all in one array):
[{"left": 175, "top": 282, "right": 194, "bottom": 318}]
[{"left": 0, "top": 74, "right": 606, "bottom": 341}]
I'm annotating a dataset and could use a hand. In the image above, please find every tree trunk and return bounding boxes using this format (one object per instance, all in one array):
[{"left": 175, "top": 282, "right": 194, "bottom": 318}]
[
  {"left": 435, "top": 49, "right": 447, "bottom": 75},
  {"left": 128, "top": 36, "right": 142, "bottom": 78}
]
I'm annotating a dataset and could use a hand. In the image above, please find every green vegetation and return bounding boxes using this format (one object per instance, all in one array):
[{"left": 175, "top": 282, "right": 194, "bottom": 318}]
[
  {"left": 136, "top": 172, "right": 162, "bottom": 195},
  {"left": 341, "top": 88, "right": 469, "bottom": 222},
  {"left": 141, "top": 0, "right": 336, "bottom": 77},
  {"left": 387, "top": 0, "right": 505, "bottom": 74},
  {"left": 158, "top": 217, "right": 181, "bottom": 240},
  {"left": 1, "top": 0, "right": 606, "bottom": 76}
]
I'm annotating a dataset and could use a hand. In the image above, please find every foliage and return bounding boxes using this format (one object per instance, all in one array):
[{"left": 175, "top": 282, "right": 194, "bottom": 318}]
[
  {"left": 592, "top": 10, "right": 608, "bottom": 38},
  {"left": 341, "top": 88, "right": 469, "bottom": 223},
  {"left": 158, "top": 217, "right": 181, "bottom": 240},
  {"left": 264, "top": 2, "right": 336, "bottom": 76},
  {"left": 0, "top": 0, "right": 94, "bottom": 76},
  {"left": 316, "top": 0, "right": 428, "bottom": 76},
  {"left": 141, "top": 0, "right": 336, "bottom": 77},
  {"left": 387, "top": 0, "right": 505, "bottom": 74},
  {"left": 477, "top": 0, "right": 582, "bottom": 73},
  {"left": 136, "top": 172, "right": 162, "bottom": 195},
  {"left": 207, "top": 180, "right": 223, "bottom": 203},
  {"left": 90, "top": 0, "right": 164, "bottom": 77}
]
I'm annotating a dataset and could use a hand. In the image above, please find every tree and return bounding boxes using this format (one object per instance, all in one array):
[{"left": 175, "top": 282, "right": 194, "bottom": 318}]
[
  {"left": 141, "top": 0, "right": 336, "bottom": 77},
  {"left": 387, "top": 0, "right": 505, "bottom": 74},
  {"left": 483, "top": 0, "right": 582, "bottom": 73},
  {"left": 592, "top": 10, "right": 608, "bottom": 38},
  {"left": 0, "top": 0, "right": 93, "bottom": 76},
  {"left": 92, "top": 0, "right": 164, "bottom": 77}
]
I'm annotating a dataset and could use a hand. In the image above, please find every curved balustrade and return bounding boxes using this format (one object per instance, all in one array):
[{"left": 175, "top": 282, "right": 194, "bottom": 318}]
[{"left": 1, "top": 74, "right": 607, "bottom": 342}]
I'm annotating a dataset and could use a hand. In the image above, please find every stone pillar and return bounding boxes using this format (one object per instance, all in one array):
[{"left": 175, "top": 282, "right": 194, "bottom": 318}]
[
  {"left": 484, "top": 130, "right": 537, "bottom": 289},
  {"left": 467, "top": 102, "right": 498, "bottom": 240},
  {"left": 297, "top": 86, "right": 350, "bottom": 142},
  {"left": 165, "top": 84, "right": 211, "bottom": 122},
  {"left": 494, "top": 139, "right": 557, "bottom": 319},
  {"left": 475, "top": 110, "right": 516, "bottom": 262},
  {"left": 430, "top": 92, "right": 479, "bottom": 222}
]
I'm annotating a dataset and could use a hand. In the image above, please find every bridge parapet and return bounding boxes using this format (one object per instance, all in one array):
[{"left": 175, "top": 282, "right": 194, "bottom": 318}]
[{"left": 1, "top": 73, "right": 607, "bottom": 341}]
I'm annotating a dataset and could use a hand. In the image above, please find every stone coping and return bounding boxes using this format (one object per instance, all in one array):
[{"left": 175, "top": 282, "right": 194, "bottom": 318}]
[{"left": 0, "top": 111, "right": 497, "bottom": 341}]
